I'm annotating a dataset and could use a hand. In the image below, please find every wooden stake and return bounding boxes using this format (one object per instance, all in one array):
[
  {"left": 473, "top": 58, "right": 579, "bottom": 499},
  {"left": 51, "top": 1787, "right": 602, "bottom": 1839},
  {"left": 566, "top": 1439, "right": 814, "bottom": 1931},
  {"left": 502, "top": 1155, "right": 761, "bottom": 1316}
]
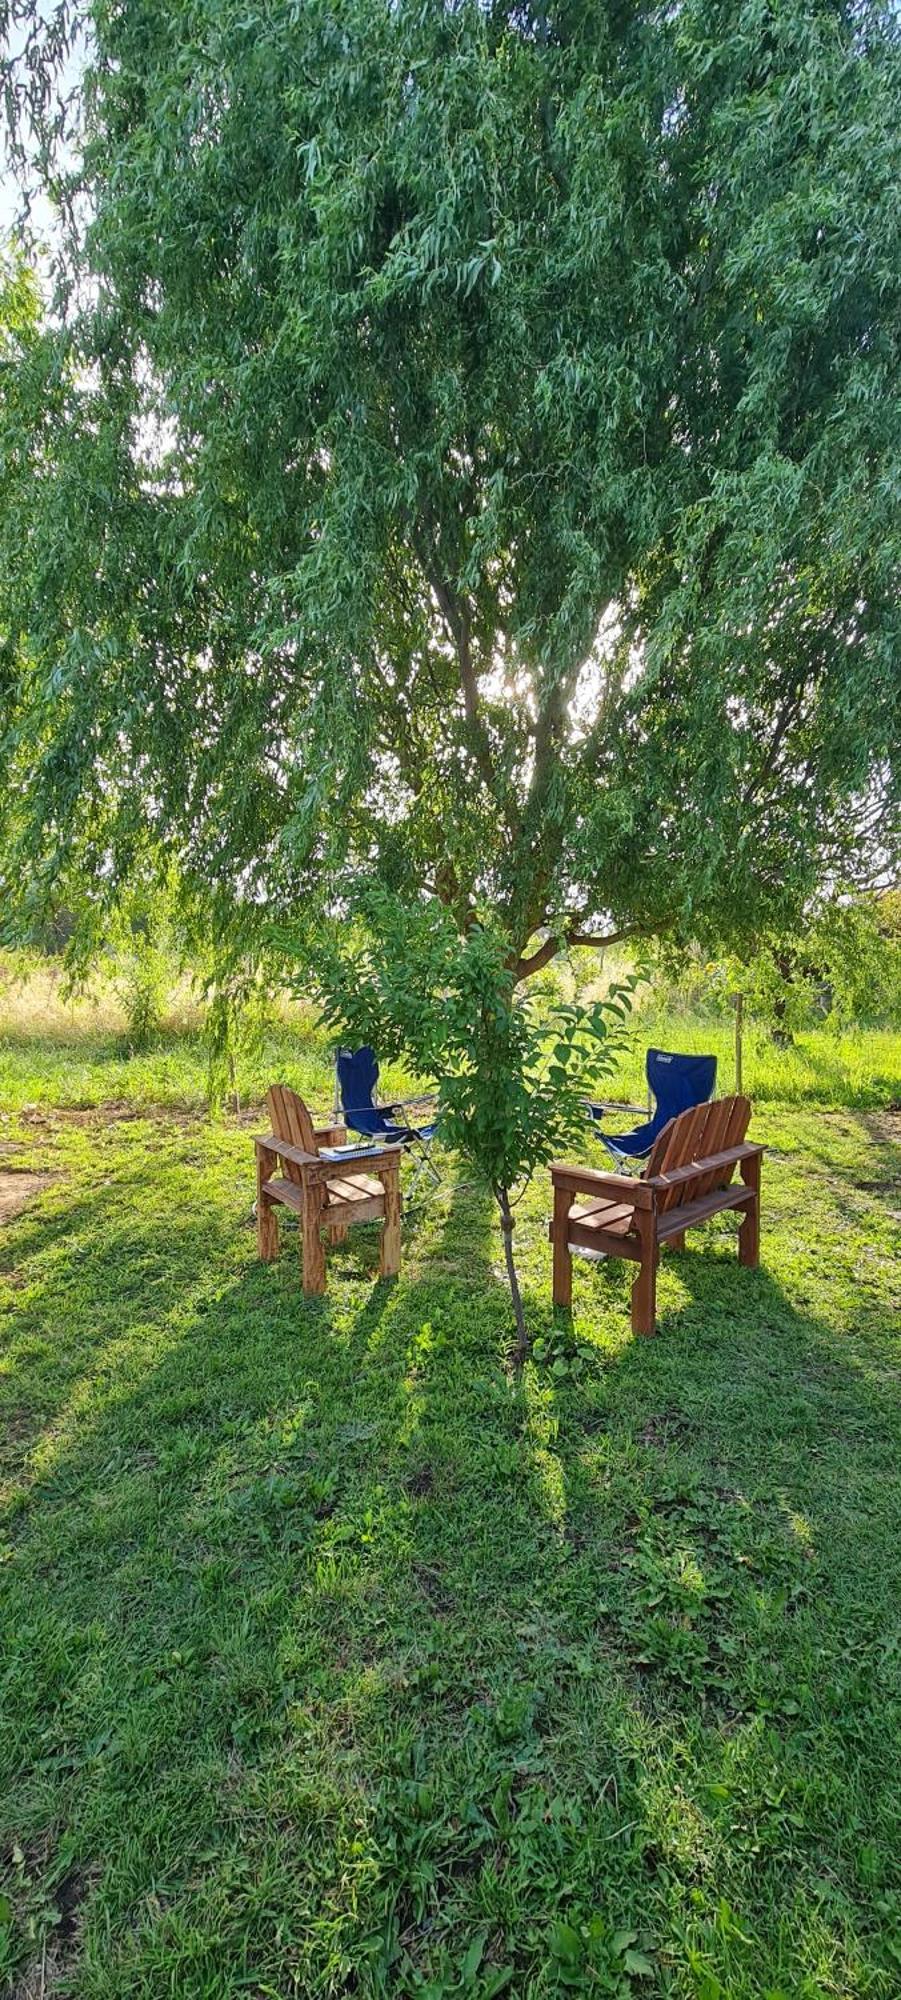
[{"left": 551, "top": 1184, "right": 573, "bottom": 1308}]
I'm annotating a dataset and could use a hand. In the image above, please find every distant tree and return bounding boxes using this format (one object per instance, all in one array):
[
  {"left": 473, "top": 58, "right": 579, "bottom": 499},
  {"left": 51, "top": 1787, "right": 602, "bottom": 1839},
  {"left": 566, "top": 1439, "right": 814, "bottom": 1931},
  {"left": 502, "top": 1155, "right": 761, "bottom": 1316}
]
[
  {"left": 644, "top": 884, "right": 901, "bottom": 1044},
  {"left": 727, "top": 892, "right": 901, "bottom": 1040}
]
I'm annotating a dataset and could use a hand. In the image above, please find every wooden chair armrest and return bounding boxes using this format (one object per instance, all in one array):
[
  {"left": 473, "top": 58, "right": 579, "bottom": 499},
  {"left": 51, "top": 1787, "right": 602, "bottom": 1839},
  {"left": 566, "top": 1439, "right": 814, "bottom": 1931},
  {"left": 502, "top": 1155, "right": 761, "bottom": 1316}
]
[
  {"left": 253, "top": 1134, "right": 318, "bottom": 1170},
  {"left": 648, "top": 1143, "right": 764, "bottom": 1195},
  {"left": 307, "top": 1144, "right": 405, "bottom": 1186},
  {"left": 313, "top": 1124, "right": 347, "bottom": 1146},
  {"left": 549, "top": 1162, "right": 655, "bottom": 1209}
]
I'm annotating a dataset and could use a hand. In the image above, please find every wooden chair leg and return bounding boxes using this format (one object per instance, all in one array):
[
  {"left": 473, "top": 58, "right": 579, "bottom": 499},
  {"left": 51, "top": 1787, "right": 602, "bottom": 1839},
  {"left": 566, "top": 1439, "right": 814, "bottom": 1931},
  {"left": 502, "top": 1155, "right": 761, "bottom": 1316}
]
[
  {"left": 302, "top": 1182, "right": 327, "bottom": 1294},
  {"left": 257, "top": 1195, "right": 279, "bottom": 1261},
  {"left": 379, "top": 1167, "right": 401, "bottom": 1279},
  {"left": 631, "top": 1258, "right": 657, "bottom": 1335},
  {"left": 328, "top": 1217, "right": 349, "bottom": 1245},
  {"left": 632, "top": 1210, "right": 657, "bottom": 1335},
  {"left": 256, "top": 1148, "right": 279, "bottom": 1261},
  {"left": 738, "top": 1155, "right": 761, "bottom": 1268},
  {"left": 551, "top": 1186, "right": 572, "bottom": 1308},
  {"left": 667, "top": 1232, "right": 686, "bottom": 1253}
]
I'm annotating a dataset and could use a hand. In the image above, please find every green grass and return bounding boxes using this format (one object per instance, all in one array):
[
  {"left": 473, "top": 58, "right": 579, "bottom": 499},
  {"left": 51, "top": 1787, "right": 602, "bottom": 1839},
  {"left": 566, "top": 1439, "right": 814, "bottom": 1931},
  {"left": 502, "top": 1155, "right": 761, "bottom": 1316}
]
[
  {"left": 1, "top": 1011, "right": 898, "bottom": 1119},
  {"left": 610, "top": 1014, "right": 901, "bottom": 1113},
  {"left": 1, "top": 1013, "right": 900, "bottom": 1997}
]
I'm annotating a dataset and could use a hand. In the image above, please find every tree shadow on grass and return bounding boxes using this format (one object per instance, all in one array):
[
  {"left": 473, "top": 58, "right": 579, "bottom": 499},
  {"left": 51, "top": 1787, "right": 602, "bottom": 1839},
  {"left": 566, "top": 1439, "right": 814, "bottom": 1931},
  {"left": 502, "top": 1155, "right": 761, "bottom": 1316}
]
[
  {"left": 517, "top": 1229, "right": 899, "bottom": 1998},
  {"left": 0, "top": 1179, "right": 505, "bottom": 1988},
  {"left": 2, "top": 1162, "right": 898, "bottom": 1997}
]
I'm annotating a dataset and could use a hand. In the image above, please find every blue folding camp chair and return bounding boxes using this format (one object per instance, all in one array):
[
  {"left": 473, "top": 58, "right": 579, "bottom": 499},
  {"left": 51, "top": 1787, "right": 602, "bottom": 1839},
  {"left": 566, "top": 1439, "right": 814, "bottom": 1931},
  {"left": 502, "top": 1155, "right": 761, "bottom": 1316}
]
[
  {"left": 336, "top": 1047, "right": 441, "bottom": 1197},
  {"left": 586, "top": 1048, "right": 717, "bottom": 1168}
]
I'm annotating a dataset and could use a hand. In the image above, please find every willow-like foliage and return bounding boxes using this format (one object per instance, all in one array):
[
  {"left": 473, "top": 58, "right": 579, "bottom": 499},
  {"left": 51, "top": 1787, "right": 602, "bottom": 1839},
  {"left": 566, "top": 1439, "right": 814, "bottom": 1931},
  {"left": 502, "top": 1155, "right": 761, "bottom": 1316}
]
[{"left": 1, "top": 0, "right": 899, "bottom": 973}]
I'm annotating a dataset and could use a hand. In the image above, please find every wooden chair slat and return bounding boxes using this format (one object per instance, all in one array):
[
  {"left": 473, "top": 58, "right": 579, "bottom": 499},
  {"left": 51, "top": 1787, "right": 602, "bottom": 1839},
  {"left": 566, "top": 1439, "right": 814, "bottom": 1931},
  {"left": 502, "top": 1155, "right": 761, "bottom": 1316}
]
[
  {"left": 655, "top": 1100, "right": 711, "bottom": 1210},
  {"left": 267, "top": 1084, "right": 319, "bottom": 1186},
  {"left": 645, "top": 1117, "right": 676, "bottom": 1181},
  {"left": 325, "top": 1173, "right": 383, "bottom": 1202},
  {"left": 721, "top": 1091, "right": 751, "bottom": 1157},
  {"left": 663, "top": 1096, "right": 728, "bottom": 1207},
  {"left": 569, "top": 1219, "right": 644, "bottom": 1260},
  {"left": 656, "top": 1183, "right": 755, "bottom": 1238},
  {"left": 692, "top": 1095, "right": 751, "bottom": 1200},
  {"left": 570, "top": 1212, "right": 637, "bottom": 1242},
  {"left": 324, "top": 1185, "right": 386, "bottom": 1224},
  {"left": 280, "top": 1088, "right": 301, "bottom": 1149},
  {"left": 698, "top": 1092, "right": 730, "bottom": 1154},
  {"left": 261, "top": 1176, "right": 305, "bottom": 1212},
  {"left": 646, "top": 1097, "right": 705, "bottom": 1184},
  {"left": 570, "top": 1200, "right": 636, "bottom": 1233}
]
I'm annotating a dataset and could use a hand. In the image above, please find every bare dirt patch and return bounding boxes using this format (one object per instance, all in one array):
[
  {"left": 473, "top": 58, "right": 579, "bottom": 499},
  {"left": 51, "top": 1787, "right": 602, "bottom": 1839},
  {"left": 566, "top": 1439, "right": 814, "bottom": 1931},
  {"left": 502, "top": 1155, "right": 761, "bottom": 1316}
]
[
  {"left": 0, "top": 1171, "right": 55, "bottom": 1224},
  {"left": 15, "top": 1101, "right": 203, "bottom": 1128},
  {"left": 865, "top": 1107, "right": 901, "bottom": 1149},
  {"left": 10, "top": 1866, "right": 90, "bottom": 1998},
  {"left": 638, "top": 1409, "right": 690, "bottom": 1449}
]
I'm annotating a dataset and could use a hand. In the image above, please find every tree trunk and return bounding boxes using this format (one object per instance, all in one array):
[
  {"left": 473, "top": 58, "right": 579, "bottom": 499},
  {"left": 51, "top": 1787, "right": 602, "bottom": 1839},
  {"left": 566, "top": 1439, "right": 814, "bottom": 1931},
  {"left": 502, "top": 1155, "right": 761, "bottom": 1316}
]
[
  {"left": 496, "top": 1184, "right": 529, "bottom": 1364},
  {"left": 771, "top": 950, "right": 796, "bottom": 1047}
]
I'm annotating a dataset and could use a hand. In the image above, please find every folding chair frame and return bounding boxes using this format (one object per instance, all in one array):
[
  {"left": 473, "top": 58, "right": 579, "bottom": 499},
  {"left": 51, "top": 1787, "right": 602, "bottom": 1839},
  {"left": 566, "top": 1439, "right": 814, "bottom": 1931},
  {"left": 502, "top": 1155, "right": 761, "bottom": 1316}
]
[{"left": 335, "top": 1051, "right": 443, "bottom": 1203}]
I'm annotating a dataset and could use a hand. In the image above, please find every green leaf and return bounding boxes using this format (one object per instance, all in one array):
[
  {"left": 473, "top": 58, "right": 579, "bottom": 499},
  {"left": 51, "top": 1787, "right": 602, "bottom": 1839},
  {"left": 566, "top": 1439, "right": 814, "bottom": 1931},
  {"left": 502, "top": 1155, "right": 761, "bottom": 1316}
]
[
  {"left": 461, "top": 1930, "right": 487, "bottom": 1982},
  {"left": 549, "top": 1921, "right": 583, "bottom": 1965}
]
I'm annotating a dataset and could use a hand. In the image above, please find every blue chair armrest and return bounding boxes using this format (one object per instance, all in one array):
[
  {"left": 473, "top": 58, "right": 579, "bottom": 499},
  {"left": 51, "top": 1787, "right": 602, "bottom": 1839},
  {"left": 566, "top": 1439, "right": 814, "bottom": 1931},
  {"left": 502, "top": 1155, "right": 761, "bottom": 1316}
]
[{"left": 584, "top": 1098, "right": 648, "bottom": 1121}]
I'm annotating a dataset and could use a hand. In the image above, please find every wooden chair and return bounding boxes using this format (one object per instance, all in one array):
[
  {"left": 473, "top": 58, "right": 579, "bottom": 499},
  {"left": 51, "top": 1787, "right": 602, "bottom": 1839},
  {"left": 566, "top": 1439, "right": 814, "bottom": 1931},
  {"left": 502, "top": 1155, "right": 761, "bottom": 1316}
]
[
  {"left": 254, "top": 1084, "right": 403, "bottom": 1294},
  {"left": 549, "top": 1095, "right": 763, "bottom": 1334}
]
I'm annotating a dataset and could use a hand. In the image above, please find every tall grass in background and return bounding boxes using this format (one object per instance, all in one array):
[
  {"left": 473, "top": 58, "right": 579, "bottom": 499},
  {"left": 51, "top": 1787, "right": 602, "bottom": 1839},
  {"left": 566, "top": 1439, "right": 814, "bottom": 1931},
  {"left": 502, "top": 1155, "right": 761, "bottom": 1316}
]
[
  {"left": 529, "top": 945, "right": 901, "bottom": 1110},
  {"left": 606, "top": 1012, "right": 901, "bottom": 1110},
  {"left": 1, "top": 948, "right": 899, "bottom": 1116}
]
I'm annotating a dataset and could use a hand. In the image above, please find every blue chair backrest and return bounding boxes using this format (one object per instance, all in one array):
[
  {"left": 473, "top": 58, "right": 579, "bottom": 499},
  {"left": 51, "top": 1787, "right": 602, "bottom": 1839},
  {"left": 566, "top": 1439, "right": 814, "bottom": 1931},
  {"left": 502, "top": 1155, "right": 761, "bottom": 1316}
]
[
  {"left": 337, "top": 1046, "right": 384, "bottom": 1135},
  {"left": 647, "top": 1048, "right": 717, "bottom": 1124}
]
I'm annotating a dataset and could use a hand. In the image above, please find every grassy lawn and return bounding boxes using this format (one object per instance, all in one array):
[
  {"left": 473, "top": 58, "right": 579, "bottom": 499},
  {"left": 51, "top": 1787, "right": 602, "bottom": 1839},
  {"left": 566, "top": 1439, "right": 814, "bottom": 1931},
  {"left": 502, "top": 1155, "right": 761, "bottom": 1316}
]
[{"left": 1, "top": 1015, "right": 900, "bottom": 1997}]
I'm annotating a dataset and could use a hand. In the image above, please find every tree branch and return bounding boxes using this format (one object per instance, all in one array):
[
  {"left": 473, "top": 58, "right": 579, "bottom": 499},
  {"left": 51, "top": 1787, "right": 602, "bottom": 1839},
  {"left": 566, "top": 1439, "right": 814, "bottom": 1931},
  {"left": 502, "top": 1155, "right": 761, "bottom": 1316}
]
[
  {"left": 513, "top": 913, "right": 671, "bottom": 982},
  {"left": 514, "top": 934, "right": 561, "bottom": 979},
  {"left": 413, "top": 532, "right": 496, "bottom": 793},
  {"left": 568, "top": 914, "right": 673, "bottom": 952},
  {"left": 741, "top": 690, "right": 807, "bottom": 810}
]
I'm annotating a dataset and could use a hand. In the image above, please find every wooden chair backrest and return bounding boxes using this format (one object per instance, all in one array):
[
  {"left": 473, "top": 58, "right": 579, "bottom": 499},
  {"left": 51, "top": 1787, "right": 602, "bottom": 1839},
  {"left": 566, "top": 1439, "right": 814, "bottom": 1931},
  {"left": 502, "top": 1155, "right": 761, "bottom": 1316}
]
[
  {"left": 267, "top": 1085, "right": 318, "bottom": 1187},
  {"left": 645, "top": 1095, "right": 751, "bottom": 1212}
]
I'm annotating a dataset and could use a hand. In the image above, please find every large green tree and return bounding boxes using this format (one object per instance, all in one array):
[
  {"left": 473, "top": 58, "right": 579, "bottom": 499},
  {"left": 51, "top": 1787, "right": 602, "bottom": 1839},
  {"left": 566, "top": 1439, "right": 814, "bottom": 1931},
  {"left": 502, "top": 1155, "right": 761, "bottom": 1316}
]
[{"left": 1, "top": 2, "right": 899, "bottom": 977}]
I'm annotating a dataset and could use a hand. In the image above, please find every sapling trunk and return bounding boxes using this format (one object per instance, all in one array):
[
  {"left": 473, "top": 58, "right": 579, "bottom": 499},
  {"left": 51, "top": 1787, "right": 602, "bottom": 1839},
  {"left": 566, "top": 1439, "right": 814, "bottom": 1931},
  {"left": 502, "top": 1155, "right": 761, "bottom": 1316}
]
[{"left": 496, "top": 1184, "right": 529, "bottom": 1364}]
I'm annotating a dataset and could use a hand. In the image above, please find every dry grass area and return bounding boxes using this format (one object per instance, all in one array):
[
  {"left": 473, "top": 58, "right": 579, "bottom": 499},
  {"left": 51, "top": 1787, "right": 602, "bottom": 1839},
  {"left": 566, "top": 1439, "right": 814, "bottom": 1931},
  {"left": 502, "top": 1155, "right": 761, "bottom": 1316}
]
[{"left": 0, "top": 954, "right": 201, "bottom": 1042}]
